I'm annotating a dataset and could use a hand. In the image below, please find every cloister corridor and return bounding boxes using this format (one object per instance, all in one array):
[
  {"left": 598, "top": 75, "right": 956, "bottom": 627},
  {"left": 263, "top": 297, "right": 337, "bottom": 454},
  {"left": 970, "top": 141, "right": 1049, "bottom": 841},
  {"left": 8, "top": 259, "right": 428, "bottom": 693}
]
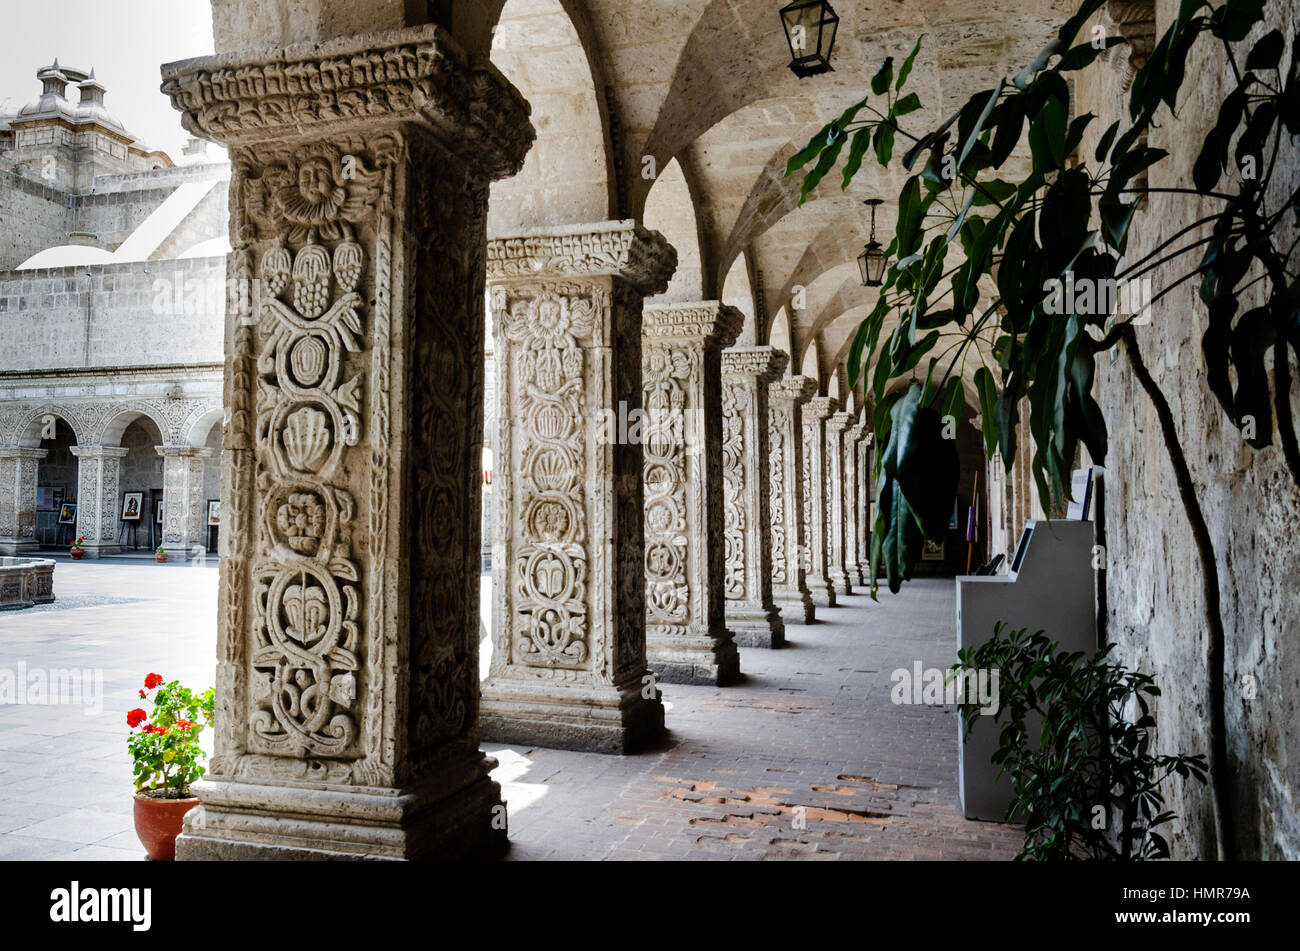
[{"left": 0, "top": 556, "right": 1019, "bottom": 860}]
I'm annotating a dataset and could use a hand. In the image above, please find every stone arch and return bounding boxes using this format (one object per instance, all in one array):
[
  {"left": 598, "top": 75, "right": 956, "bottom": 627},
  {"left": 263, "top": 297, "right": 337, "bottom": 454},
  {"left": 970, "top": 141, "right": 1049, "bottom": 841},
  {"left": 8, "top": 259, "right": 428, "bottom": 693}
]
[
  {"left": 644, "top": 157, "right": 706, "bottom": 303},
  {"left": 13, "top": 406, "right": 84, "bottom": 448},
  {"left": 722, "top": 251, "right": 759, "bottom": 346},
  {"left": 96, "top": 404, "right": 170, "bottom": 448},
  {"left": 800, "top": 335, "right": 824, "bottom": 392},
  {"left": 182, "top": 403, "right": 226, "bottom": 449},
  {"left": 486, "top": 0, "right": 615, "bottom": 234},
  {"left": 769, "top": 305, "right": 795, "bottom": 374}
]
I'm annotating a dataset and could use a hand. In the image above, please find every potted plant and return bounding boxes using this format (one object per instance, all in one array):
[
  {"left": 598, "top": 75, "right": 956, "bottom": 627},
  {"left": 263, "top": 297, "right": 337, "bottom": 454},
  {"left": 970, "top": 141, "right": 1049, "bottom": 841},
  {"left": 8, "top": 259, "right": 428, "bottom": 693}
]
[
  {"left": 127, "top": 673, "right": 215, "bottom": 861},
  {"left": 69, "top": 535, "right": 86, "bottom": 560},
  {"left": 155, "top": 545, "right": 168, "bottom": 563}
]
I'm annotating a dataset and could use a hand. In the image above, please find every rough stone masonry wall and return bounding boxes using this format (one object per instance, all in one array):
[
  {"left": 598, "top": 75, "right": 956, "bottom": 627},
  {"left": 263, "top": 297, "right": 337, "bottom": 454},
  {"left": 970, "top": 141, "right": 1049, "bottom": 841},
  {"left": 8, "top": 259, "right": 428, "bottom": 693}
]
[
  {"left": 0, "top": 166, "right": 69, "bottom": 270},
  {"left": 0, "top": 256, "right": 225, "bottom": 371},
  {"left": 1077, "top": 0, "right": 1300, "bottom": 858}
]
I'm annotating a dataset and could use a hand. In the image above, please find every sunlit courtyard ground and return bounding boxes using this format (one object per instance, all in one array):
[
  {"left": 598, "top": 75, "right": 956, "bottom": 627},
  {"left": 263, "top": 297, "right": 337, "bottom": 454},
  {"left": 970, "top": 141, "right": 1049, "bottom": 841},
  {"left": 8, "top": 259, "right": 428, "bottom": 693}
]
[{"left": 0, "top": 555, "right": 1020, "bottom": 860}]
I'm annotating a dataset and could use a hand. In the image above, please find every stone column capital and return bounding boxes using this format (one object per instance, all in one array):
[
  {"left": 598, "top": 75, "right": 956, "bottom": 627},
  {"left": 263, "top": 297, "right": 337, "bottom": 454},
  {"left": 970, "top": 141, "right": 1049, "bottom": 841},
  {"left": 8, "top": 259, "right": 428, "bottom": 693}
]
[
  {"left": 161, "top": 23, "right": 534, "bottom": 179},
  {"left": 0, "top": 447, "right": 48, "bottom": 460},
  {"left": 489, "top": 221, "right": 678, "bottom": 296},
  {"left": 722, "top": 346, "right": 787, "bottom": 383},
  {"left": 826, "top": 410, "right": 854, "bottom": 435},
  {"left": 69, "top": 445, "right": 129, "bottom": 460},
  {"left": 155, "top": 444, "right": 215, "bottom": 459},
  {"left": 804, "top": 396, "right": 839, "bottom": 422},
  {"left": 769, "top": 374, "right": 817, "bottom": 405},
  {"left": 643, "top": 300, "right": 743, "bottom": 347},
  {"left": 846, "top": 422, "right": 867, "bottom": 442}
]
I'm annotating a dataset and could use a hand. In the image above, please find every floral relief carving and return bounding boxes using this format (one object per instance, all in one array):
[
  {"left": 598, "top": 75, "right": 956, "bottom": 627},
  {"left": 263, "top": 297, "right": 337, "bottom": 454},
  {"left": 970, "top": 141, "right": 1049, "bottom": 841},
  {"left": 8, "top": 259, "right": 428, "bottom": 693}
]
[
  {"left": 643, "top": 344, "right": 697, "bottom": 636},
  {"left": 721, "top": 381, "right": 746, "bottom": 600},
  {"left": 502, "top": 286, "right": 595, "bottom": 669}
]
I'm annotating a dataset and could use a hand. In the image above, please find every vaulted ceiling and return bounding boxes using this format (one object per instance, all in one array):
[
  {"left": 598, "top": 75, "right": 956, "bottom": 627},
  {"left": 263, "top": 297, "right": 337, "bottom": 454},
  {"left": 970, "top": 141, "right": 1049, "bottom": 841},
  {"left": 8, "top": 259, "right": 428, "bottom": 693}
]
[{"left": 210, "top": 0, "right": 1078, "bottom": 405}]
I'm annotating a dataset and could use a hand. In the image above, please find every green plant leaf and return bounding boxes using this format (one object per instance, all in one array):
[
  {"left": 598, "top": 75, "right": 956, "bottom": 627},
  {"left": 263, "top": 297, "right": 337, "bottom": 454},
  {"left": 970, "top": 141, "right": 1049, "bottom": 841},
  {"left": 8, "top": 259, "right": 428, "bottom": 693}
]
[
  {"left": 898, "top": 35, "right": 925, "bottom": 90},
  {"left": 872, "top": 56, "right": 895, "bottom": 96}
]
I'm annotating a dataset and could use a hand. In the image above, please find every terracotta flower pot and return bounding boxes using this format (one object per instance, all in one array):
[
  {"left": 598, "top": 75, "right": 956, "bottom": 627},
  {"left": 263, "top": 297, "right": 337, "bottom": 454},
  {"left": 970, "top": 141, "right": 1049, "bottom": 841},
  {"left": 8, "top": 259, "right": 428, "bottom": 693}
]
[
  {"left": 69, "top": 550, "right": 84, "bottom": 560},
  {"left": 155, "top": 552, "right": 168, "bottom": 563},
  {"left": 132, "top": 791, "right": 199, "bottom": 861}
]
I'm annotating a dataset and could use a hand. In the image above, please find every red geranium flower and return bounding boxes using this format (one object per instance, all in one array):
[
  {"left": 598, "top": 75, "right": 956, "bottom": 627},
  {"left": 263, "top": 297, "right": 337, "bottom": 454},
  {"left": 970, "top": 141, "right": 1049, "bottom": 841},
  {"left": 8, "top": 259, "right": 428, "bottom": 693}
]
[
  {"left": 138, "top": 689, "right": 146, "bottom": 698},
  {"left": 127, "top": 708, "right": 147, "bottom": 728},
  {"left": 144, "top": 673, "right": 164, "bottom": 689},
  {"left": 175, "top": 719, "right": 193, "bottom": 733}
]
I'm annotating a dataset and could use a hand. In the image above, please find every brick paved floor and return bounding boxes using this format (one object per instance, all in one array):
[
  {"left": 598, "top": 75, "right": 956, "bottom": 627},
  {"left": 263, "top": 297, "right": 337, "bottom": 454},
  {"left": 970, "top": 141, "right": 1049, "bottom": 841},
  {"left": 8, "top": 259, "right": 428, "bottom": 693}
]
[{"left": 0, "top": 554, "right": 1022, "bottom": 860}]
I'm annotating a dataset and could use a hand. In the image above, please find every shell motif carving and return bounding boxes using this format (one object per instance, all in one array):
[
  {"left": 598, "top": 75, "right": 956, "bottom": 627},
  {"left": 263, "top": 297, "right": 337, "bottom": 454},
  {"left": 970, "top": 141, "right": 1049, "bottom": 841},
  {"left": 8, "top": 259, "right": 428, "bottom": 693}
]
[
  {"left": 642, "top": 345, "right": 695, "bottom": 634},
  {"left": 503, "top": 289, "right": 595, "bottom": 669}
]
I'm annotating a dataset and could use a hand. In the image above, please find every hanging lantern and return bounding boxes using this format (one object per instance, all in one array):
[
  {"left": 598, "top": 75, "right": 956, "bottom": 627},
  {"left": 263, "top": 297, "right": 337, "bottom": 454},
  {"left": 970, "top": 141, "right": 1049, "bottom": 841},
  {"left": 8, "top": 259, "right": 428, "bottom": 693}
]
[
  {"left": 780, "top": 0, "right": 839, "bottom": 77},
  {"left": 858, "top": 198, "right": 886, "bottom": 287}
]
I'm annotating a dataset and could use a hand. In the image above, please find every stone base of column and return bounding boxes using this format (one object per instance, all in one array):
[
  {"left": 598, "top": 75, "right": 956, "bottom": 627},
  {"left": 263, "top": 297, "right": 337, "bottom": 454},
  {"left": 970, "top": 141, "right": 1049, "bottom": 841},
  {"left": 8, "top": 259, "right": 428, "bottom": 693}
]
[
  {"left": 80, "top": 543, "right": 120, "bottom": 560},
  {"left": 175, "top": 765, "right": 507, "bottom": 861},
  {"left": 855, "top": 560, "right": 870, "bottom": 587},
  {"left": 775, "top": 590, "right": 815, "bottom": 625},
  {"left": 479, "top": 679, "right": 664, "bottom": 754},
  {"left": 648, "top": 633, "right": 740, "bottom": 686},
  {"left": 726, "top": 604, "right": 786, "bottom": 648},
  {"left": 806, "top": 572, "right": 837, "bottom": 608},
  {"left": 829, "top": 568, "right": 854, "bottom": 596},
  {"left": 0, "top": 538, "right": 38, "bottom": 557}
]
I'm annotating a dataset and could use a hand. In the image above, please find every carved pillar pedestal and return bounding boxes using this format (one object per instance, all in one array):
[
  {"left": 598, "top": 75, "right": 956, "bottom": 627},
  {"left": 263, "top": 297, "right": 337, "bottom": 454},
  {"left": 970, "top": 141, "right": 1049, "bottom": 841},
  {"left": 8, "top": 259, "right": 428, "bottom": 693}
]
[
  {"left": 720, "top": 347, "right": 787, "bottom": 648},
  {"left": 0, "top": 448, "right": 46, "bottom": 556},
  {"left": 157, "top": 446, "right": 212, "bottom": 556},
  {"left": 767, "top": 375, "right": 816, "bottom": 624},
  {"left": 642, "top": 301, "right": 742, "bottom": 685},
  {"left": 480, "top": 221, "right": 675, "bottom": 753},
  {"left": 161, "top": 23, "right": 534, "bottom": 859},
  {"left": 70, "top": 446, "right": 127, "bottom": 559},
  {"left": 801, "top": 397, "right": 837, "bottom": 607},
  {"left": 825, "top": 411, "right": 854, "bottom": 596}
]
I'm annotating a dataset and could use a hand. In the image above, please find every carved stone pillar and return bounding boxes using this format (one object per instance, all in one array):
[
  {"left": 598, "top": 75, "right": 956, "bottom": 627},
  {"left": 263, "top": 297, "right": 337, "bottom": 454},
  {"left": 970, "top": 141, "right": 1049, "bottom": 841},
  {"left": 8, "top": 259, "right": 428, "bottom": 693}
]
[
  {"left": 480, "top": 222, "right": 675, "bottom": 752},
  {"left": 642, "top": 301, "right": 742, "bottom": 685},
  {"left": 801, "top": 397, "right": 837, "bottom": 607},
  {"left": 843, "top": 423, "right": 865, "bottom": 587},
  {"left": 70, "top": 446, "right": 127, "bottom": 559},
  {"left": 852, "top": 427, "right": 873, "bottom": 585},
  {"left": 825, "top": 411, "right": 854, "bottom": 595},
  {"left": 0, "top": 447, "right": 46, "bottom": 556},
  {"left": 161, "top": 23, "right": 533, "bottom": 859},
  {"left": 767, "top": 375, "right": 816, "bottom": 624},
  {"left": 720, "top": 347, "right": 787, "bottom": 648},
  {"left": 157, "top": 446, "right": 212, "bottom": 556}
]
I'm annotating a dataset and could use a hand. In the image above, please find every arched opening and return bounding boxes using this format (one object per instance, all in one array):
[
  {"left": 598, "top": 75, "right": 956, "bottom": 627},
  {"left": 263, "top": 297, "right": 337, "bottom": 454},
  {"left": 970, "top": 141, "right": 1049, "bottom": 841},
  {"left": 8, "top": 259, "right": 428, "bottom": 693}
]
[
  {"left": 644, "top": 157, "right": 705, "bottom": 304},
  {"left": 115, "top": 415, "right": 166, "bottom": 553},
  {"left": 32, "top": 417, "right": 78, "bottom": 550}
]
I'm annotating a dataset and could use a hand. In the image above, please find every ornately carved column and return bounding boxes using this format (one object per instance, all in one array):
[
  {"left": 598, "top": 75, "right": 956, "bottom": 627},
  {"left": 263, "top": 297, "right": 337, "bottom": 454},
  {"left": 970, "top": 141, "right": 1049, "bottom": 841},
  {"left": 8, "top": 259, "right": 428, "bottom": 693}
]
[
  {"left": 852, "top": 426, "right": 873, "bottom": 585},
  {"left": 720, "top": 347, "right": 787, "bottom": 648},
  {"left": 0, "top": 447, "right": 45, "bottom": 556},
  {"left": 843, "top": 422, "right": 865, "bottom": 587},
  {"left": 70, "top": 446, "right": 127, "bottom": 559},
  {"left": 825, "top": 411, "right": 854, "bottom": 595},
  {"left": 642, "top": 301, "right": 742, "bottom": 685},
  {"left": 767, "top": 376, "right": 815, "bottom": 624},
  {"left": 162, "top": 23, "right": 533, "bottom": 859},
  {"left": 157, "top": 446, "right": 211, "bottom": 556},
  {"left": 480, "top": 222, "right": 675, "bottom": 752},
  {"left": 801, "top": 397, "right": 837, "bottom": 607}
]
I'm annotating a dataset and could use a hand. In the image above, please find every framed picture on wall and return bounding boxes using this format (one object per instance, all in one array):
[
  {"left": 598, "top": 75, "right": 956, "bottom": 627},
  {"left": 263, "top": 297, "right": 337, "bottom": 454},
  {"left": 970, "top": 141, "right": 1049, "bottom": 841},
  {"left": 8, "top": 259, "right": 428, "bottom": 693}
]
[
  {"left": 58, "top": 503, "right": 77, "bottom": 525},
  {"left": 156, "top": 500, "right": 164, "bottom": 524},
  {"left": 922, "top": 538, "right": 946, "bottom": 561},
  {"left": 207, "top": 500, "right": 221, "bottom": 526},
  {"left": 121, "top": 492, "right": 143, "bottom": 521}
]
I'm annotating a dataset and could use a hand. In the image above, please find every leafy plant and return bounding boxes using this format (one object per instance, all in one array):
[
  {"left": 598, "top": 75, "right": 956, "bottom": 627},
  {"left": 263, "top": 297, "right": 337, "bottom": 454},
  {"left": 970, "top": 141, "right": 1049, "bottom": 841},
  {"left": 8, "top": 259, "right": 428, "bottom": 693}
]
[
  {"left": 127, "top": 672, "right": 215, "bottom": 799},
  {"left": 786, "top": 0, "right": 1298, "bottom": 860},
  {"left": 956, "top": 624, "right": 1208, "bottom": 860},
  {"left": 70, "top": 535, "right": 85, "bottom": 551}
]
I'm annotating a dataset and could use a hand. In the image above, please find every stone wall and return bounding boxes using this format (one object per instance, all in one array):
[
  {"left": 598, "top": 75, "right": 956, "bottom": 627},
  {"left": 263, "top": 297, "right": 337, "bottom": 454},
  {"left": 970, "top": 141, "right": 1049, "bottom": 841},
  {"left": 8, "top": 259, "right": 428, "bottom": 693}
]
[
  {"left": 1076, "top": 0, "right": 1300, "bottom": 859},
  {"left": 0, "top": 168, "right": 68, "bottom": 270},
  {"left": 0, "top": 256, "right": 225, "bottom": 371}
]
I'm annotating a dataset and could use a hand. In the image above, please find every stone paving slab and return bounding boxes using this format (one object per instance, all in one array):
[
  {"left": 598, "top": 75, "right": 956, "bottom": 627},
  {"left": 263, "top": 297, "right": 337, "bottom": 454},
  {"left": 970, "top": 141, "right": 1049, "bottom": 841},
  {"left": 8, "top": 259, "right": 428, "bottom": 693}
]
[{"left": 0, "top": 555, "right": 1022, "bottom": 860}]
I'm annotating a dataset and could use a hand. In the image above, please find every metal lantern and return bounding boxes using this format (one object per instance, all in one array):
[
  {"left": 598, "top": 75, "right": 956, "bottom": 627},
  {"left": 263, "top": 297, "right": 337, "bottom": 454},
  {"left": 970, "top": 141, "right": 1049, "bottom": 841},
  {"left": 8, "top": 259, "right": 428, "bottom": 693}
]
[
  {"left": 780, "top": 0, "right": 839, "bottom": 77},
  {"left": 858, "top": 198, "right": 886, "bottom": 287}
]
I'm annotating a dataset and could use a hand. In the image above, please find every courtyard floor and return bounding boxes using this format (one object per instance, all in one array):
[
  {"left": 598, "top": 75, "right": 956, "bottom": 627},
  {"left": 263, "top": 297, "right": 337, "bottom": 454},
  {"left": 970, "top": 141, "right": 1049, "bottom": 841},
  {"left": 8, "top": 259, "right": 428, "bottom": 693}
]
[{"left": 0, "top": 554, "right": 1021, "bottom": 860}]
